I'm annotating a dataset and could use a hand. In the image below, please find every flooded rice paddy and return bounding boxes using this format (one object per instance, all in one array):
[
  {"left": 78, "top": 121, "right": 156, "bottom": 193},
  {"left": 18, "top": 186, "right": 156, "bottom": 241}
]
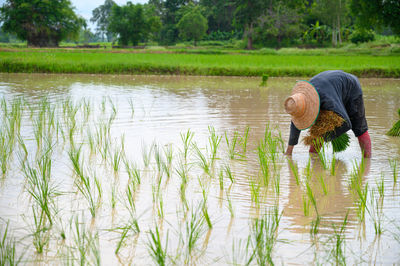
[{"left": 0, "top": 73, "right": 400, "bottom": 265}]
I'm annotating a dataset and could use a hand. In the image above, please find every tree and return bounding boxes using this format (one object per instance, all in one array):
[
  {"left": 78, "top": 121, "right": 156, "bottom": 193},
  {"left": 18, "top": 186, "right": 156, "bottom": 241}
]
[
  {"left": 159, "top": 0, "right": 190, "bottom": 45},
  {"left": 349, "top": 0, "right": 400, "bottom": 36},
  {"left": 200, "top": 0, "right": 235, "bottom": 33},
  {"left": 233, "top": 0, "right": 266, "bottom": 49},
  {"left": 313, "top": 0, "right": 348, "bottom": 46},
  {"left": 0, "top": 0, "right": 82, "bottom": 47},
  {"left": 91, "top": 0, "right": 116, "bottom": 42},
  {"left": 143, "top": 4, "right": 162, "bottom": 42},
  {"left": 177, "top": 6, "right": 208, "bottom": 45},
  {"left": 256, "top": 0, "right": 305, "bottom": 47},
  {"left": 108, "top": 3, "right": 148, "bottom": 46}
]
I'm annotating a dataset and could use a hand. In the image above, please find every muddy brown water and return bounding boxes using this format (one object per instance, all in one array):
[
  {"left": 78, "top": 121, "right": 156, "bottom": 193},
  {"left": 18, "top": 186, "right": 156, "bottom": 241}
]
[{"left": 0, "top": 73, "right": 399, "bottom": 264}]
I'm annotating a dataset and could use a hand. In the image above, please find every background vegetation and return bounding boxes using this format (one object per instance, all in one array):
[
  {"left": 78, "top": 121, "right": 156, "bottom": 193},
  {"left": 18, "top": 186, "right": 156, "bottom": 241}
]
[
  {"left": 0, "top": 0, "right": 399, "bottom": 49},
  {"left": 0, "top": 48, "right": 398, "bottom": 77}
]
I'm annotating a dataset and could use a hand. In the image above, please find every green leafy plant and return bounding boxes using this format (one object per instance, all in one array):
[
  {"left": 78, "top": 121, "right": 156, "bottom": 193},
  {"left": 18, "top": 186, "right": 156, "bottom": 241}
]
[
  {"left": 387, "top": 109, "right": 400, "bottom": 136},
  {"left": 260, "top": 73, "right": 269, "bottom": 86},
  {"left": 331, "top": 133, "right": 350, "bottom": 153}
]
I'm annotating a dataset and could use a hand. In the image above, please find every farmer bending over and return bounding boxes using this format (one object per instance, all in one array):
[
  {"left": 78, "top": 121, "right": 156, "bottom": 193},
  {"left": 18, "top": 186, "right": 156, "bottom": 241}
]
[{"left": 284, "top": 70, "right": 371, "bottom": 158}]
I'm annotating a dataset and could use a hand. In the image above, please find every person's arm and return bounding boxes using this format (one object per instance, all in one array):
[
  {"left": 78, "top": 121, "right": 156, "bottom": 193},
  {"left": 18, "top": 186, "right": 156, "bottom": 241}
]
[
  {"left": 285, "top": 122, "right": 300, "bottom": 155},
  {"left": 358, "top": 130, "right": 371, "bottom": 158}
]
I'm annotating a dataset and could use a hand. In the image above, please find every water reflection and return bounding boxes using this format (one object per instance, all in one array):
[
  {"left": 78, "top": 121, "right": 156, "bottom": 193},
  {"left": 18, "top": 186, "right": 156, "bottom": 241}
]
[{"left": 0, "top": 73, "right": 399, "bottom": 264}]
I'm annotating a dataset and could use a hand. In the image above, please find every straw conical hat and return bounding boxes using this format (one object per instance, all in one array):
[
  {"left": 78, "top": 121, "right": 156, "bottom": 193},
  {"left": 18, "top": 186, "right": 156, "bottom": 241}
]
[{"left": 284, "top": 81, "right": 320, "bottom": 130}]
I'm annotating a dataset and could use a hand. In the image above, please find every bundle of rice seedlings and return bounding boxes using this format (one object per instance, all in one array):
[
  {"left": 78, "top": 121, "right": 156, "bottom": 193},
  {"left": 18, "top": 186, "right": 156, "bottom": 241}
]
[
  {"left": 387, "top": 109, "right": 400, "bottom": 137},
  {"left": 303, "top": 110, "right": 350, "bottom": 152},
  {"left": 331, "top": 132, "right": 350, "bottom": 152}
]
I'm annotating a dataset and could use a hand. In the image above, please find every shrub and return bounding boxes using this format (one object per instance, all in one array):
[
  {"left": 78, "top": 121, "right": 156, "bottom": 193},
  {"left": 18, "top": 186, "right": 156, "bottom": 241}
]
[{"left": 350, "top": 29, "right": 375, "bottom": 44}]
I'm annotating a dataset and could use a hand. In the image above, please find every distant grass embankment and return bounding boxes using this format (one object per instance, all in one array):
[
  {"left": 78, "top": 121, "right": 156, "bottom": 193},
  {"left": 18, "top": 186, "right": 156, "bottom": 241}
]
[{"left": 0, "top": 48, "right": 399, "bottom": 77}]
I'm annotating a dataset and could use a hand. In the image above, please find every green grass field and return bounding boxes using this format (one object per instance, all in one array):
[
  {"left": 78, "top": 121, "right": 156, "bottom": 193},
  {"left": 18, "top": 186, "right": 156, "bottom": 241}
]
[{"left": 0, "top": 48, "right": 399, "bottom": 77}]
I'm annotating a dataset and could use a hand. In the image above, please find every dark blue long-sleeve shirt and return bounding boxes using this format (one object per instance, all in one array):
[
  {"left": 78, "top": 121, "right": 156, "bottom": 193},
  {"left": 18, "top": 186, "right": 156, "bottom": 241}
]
[{"left": 288, "top": 70, "right": 368, "bottom": 146}]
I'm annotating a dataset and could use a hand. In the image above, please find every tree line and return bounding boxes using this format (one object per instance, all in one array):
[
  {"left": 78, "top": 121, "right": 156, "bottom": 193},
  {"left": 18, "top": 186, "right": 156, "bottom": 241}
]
[{"left": 0, "top": 0, "right": 399, "bottom": 48}]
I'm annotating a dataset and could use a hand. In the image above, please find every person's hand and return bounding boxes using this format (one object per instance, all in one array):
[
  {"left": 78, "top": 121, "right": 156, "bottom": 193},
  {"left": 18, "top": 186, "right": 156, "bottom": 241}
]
[{"left": 284, "top": 145, "right": 294, "bottom": 156}]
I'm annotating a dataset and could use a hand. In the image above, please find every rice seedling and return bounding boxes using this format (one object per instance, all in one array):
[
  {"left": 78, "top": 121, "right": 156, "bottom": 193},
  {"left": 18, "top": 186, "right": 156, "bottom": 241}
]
[
  {"left": 226, "top": 238, "right": 253, "bottom": 265},
  {"left": 22, "top": 146, "right": 57, "bottom": 225},
  {"left": 249, "top": 178, "right": 261, "bottom": 206},
  {"left": 111, "top": 181, "right": 117, "bottom": 209},
  {"left": 89, "top": 232, "right": 101, "bottom": 266},
  {"left": 128, "top": 98, "right": 135, "bottom": 118},
  {"left": 198, "top": 180, "right": 212, "bottom": 229},
  {"left": 162, "top": 144, "right": 173, "bottom": 179},
  {"left": 108, "top": 97, "right": 118, "bottom": 124},
  {"left": 248, "top": 206, "right": 282, "bottom": 266},
  {"left": 64, "top": 100, "right": 80, "bottom": 145},
  {"left": 223, "top": 164, "right": 234, "bottom": 184},
  {"left": 181, "top": 204, "right": 207, "bottom": 263},
  {"left": 147, "top": 225, "right": 169, "bottom": 266},
  {"left": 0, "top": 222, "right": 23, "bottom": 265},
  {"left": 314, "top": 138, "right": 328, "bottom": 170},
  {"left": 30, "top": 206, "right": 51, "bottom": 254},
  {"left": 287, "top": 158, "right": 300, "bottom": 185},
  {"left": 302, "top": 195, "right": 311, "bottom": 216},
  {"left": 257, "top": 141, "right": 270, "bottom": 186},
  {"left": 208, "top": 126, "right": 221, "bottom": 166},
  {"left": 305, "top": 180, "right": 318, "bottom": 215},
  {"left": 263, "top": 127, "right": 280, "bottom": 171},
  {"left": 180, "top": 182, "right": 189, "bottom": 211},
  {"left": 75, "top": 169, "right": 102, "bottom": 218},
  {"left": 273, "top": 172, "right": 281, "bottom": 197},
  {"left": 0, "top": 129, "right": 12, "bottom": 175},
  {"left": 374, "top": 175, "right": 385, "bottom": 200},
  {"left": 125, "top": 159, "right": 141, "bottom": 185},
  {"left": 68, "top": 144, "right": 84, "bottom": 179},
  {"left": 110, "top": 144, "right": 123, "bottom": 174},
  {"left": 304, "top": 157, "right": 312, "bottom": 180},
  {"left": 319, "top": 174, "right": 328, "bottom": 195},
  {"left": 96, "top": 122, "right": 112, "bottom": 161},
  {"left": 154, "top": 144, "right": 165, "bottom": 178},
  {"left": 180, "top": 129, "right": 194, "bottom": 163},
  {"left": 356, "top": 182, "right": 369, "bottom": 222},
  {"left": 387, "top": 109, "right": 400, "bottom": 136},
  {"left": 218, "top": 168, "right": 224, "bottom": 191},
  {"left": 328, "top": 212, "right": 348, "bottom": 265},
  {"left": 310, "top": 214, "right": 321, "bottom": 239},
  {"left": 225, "top": 130, "right": 239, "bottom": 160},
  {"left": 202, "top": 203, "right": 212, "bottom": 229},
  {"left": 82, "top": 98, "right": 91, "bottom": 123},
  {"left": 100, "top": 97, "right": 107, "bottom": 114},
  {"left": 239, "top": 126, "right": 250, "bottom": 155},
  {"left": 389, "top": 159, "right": 398, "bottom": 184},
  {"left": 17, "top": 134, "right": 28, "bottom": 162},
  {"left": 157, "top": 194, "right": 165, "bottom": 220},
  {"left": 142, "top": 142, "right": 154, "bottom": 168},
  {"left": 348, "top": 160, "right": 369, "bottom": 222},
  {"left": 226, "top": 191, "right": 235, "bottom": 218},
  {"left": 175, "top": 159, "right": 189, "bottom": 185},
  {"left": 114, "top": 218, "right": 140, "bottom": 254},
  {"left": 4, "top": 98, "right": 23, "bottom": 148},
  {"left": 86, "top": 128, "right": 96, "bottom": 155},
  {"left": 192, "top": 142, "right": 211, "bottom": 176},
  {"left": 330, "top": 156, "right": 337, "bottom": 176},
  {"left": 260, "top": 73, "right": 269, "bottom": 86},
  {"left": 367, "top": 191, "right": 384, "bottom": 235},
  {"left": 125, "top": 178, "right": 137, "bottom": 215},
  {"left": 73, "top": 215, "right": 90, "bottom": 266},
  {"left": 69, "top": 144, "right": 102, "bottom": 217}
]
